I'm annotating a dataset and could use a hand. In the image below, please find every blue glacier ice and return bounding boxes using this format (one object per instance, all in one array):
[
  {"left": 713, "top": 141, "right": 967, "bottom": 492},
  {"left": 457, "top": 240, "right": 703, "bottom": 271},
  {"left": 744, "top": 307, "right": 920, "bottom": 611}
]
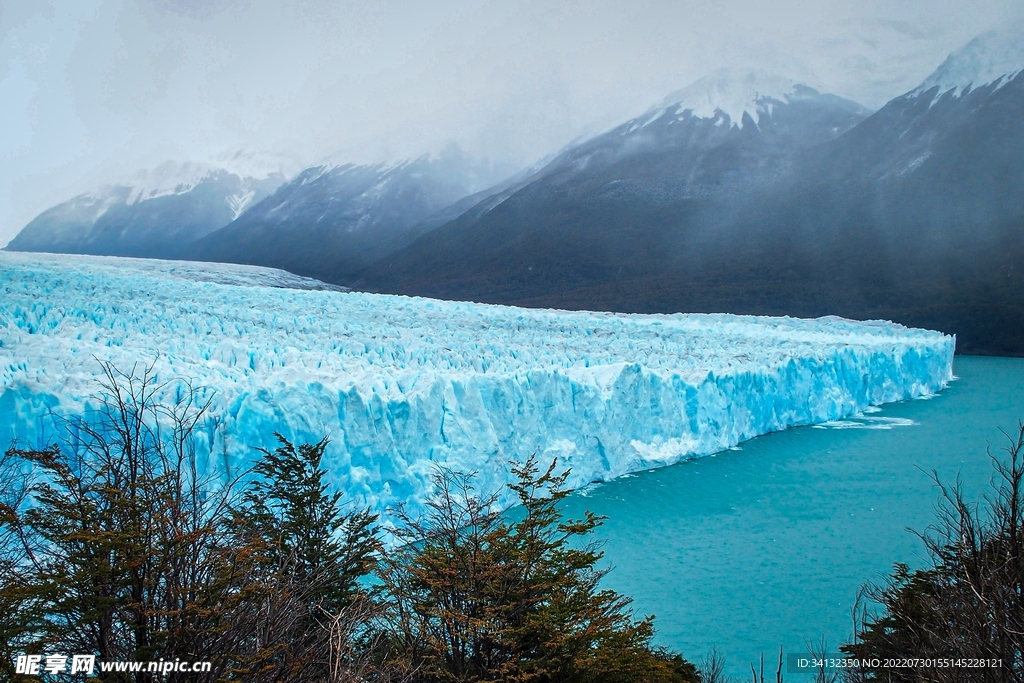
[{"left": 0, "top": 251, "right": 955, "bottom": 518}]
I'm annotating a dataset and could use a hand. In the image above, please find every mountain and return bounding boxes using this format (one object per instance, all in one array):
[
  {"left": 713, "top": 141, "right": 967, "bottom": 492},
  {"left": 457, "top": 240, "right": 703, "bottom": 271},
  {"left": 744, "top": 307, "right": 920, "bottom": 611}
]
[
  {"left": 360, "top": 28, "right": 1024, "bottom": 355},
  {"left": 359, "top": 70, "right": 871, "bottom": 303},
  {"left": 701, "top": 24, "right": 1024, "bottom": 354},
  {"left": 6, "top": 162, "right": 285, "bottom": 258},
  {"left": 188, "top": 150, "right": 510, "bottom": 282}
]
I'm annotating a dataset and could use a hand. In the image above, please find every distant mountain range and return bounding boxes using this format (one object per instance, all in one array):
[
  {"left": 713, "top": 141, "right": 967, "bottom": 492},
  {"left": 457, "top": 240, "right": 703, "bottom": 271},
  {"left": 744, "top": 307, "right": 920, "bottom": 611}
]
[
  {"left": 359, "top": 28, "right": 1024, "bottom": 355},
  {"left": 357, "top": 70, "right": 871, "bottom": 304},
  {"left": 7, "top": 26, "right": 1024, "bottom": 355},
  {"left": 186, "top": 150, "right": 514, "bottom": 282},
  {"left": 7, "top": 162, "right": 285, "bottom": 259}
]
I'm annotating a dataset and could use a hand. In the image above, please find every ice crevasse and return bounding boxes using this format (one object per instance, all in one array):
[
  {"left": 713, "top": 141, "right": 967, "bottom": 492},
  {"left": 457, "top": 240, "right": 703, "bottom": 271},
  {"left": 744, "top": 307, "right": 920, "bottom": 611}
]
[{"left": 0, "top": 252, "right": 955, "bottom": 518}]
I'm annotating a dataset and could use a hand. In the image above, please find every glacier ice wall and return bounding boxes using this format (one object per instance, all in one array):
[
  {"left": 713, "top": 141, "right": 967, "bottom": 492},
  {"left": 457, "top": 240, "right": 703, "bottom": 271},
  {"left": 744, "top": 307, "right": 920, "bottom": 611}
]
[{"left": 0, "top": 252, "right": 955, "bottom": 517}]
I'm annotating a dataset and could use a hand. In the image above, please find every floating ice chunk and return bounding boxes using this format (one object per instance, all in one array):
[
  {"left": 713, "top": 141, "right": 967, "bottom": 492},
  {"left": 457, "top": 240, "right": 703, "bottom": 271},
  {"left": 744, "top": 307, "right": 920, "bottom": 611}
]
[{"left": 818, "top": 416, "right": 917, "bottom": 430}]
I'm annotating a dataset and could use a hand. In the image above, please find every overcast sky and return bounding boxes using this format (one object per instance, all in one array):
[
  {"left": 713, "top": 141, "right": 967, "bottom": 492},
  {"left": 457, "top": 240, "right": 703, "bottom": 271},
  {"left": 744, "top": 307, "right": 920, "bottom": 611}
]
[{"left": 2, "top": 0, "right": 1023, "bottom": 246}]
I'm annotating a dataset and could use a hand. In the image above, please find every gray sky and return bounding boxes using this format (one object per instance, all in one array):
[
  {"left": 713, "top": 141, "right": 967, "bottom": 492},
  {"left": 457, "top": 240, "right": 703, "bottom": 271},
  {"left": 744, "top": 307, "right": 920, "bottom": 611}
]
[{"left": 3, "top": 0, "right": 1023, "bottom": 247}]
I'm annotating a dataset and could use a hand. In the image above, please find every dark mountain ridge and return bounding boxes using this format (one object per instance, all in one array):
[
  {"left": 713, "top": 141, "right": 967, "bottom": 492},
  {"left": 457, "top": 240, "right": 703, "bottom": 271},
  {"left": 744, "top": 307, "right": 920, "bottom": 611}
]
[
  {"left": 187, "top": 151, "right": 510, "bottom": 282},
  {"left": 358, "top": 75, "right": 872, "bottom": 308},
  {"left": 358, "top": 53, "right": 1024, "bottom": 355},
  {"left": 7, "top": 168, "right": 283, "bottom": 259}
]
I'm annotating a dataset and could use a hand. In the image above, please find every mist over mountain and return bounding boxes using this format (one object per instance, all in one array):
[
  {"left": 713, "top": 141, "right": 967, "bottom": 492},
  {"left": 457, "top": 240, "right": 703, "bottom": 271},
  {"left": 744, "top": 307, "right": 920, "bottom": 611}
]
[
  {"left": 7, "top": 26, "right": 1023, "bottom": 354},
  {"left": 357, "top": 30, "right": 1024, "bottom": 355},
  {"left": 5, "top": 151, "right": 512, "bottom": 281},
  {"left": 6, "top": 163, "right": 285, "bottom": 259},
  {"left": 356, "top": 71, "right": 870, "bottom": 306},
  {"left": 185, "top": 149, "right": 517, "bottom": 282},
  {"left": 679, "top": 26, "right": 1024, "bottom": 354}
]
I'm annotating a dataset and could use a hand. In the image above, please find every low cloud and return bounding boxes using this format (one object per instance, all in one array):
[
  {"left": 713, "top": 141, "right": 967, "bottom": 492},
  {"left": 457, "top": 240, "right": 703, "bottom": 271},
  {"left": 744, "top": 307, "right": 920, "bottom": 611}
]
[{"left": 2, "top": 0, "right": 1023, "bottom": 245}]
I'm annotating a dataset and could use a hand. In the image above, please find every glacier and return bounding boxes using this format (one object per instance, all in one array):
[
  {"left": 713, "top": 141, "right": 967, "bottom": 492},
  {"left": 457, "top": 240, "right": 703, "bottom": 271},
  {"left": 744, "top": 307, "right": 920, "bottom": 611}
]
[{"left": 1, "top": 251, "right": 955, "bottom": 519}]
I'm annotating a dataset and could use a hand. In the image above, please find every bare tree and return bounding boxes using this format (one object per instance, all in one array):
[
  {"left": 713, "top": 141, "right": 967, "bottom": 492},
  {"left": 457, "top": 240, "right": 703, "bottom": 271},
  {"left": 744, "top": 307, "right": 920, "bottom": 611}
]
[
  {"left": 804, "top": 638, "right": 837, "bottom": 683},
  {"left": 1, "top": 362, "right": 389, "bottom": 682},
  {"left": 749, "top": 647, "right": 784, "bottom": 683},
  {"left": 843, "top": 424, "right": 1024, "bottom": 683},
  {"left": 699, "top": 647, "right": 731, "bottom": 683},
  {"left": 0, "top": 362, "right": 268, "bottom": 681}
]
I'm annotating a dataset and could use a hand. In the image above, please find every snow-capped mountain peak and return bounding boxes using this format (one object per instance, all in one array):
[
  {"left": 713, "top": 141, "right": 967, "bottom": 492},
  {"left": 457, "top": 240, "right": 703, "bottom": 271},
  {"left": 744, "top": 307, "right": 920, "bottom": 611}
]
[
  {"left": 307, "top": 154, "right": 410, "bottom": 180},
  {"left": 117, "top": 158, "right": 288, "bottom": 206},
  {"left": 913, "top": 22, "right": 1024, "bottom": 101},
  {"left": 655, "top": 69, "right": 820, "bottom": 128},
  {"left": 9, "top": 159, "right": 288, "bottom": 259},
  {"left": 73, "top": 159, "right": 283, "bottom": 208},
  {"left": 122, "top": 161, "right": 217, "bottom": 205}
]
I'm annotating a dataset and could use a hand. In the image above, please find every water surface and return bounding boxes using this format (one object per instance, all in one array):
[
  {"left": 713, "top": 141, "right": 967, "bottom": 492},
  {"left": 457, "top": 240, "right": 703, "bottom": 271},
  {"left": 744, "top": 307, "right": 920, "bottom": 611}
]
[{"left": 561, "top": 356, "right": 1024, "bottom": 676}]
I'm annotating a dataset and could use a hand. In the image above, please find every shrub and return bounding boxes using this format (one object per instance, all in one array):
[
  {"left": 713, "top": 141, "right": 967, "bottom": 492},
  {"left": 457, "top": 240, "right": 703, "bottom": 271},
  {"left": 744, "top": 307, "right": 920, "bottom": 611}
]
[
  {"left": 842, "top": 424, "right": 1024, "bottom": 683},
  {"left": 375, "top": 456, "right": 698, "bottom": 683}
]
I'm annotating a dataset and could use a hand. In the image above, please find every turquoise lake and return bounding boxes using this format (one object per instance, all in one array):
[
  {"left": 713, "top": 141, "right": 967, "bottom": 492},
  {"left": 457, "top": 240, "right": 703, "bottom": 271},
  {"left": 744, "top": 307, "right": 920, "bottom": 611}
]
[{"left": 559, "top": 356, "right": 1024, "bottom": 676}]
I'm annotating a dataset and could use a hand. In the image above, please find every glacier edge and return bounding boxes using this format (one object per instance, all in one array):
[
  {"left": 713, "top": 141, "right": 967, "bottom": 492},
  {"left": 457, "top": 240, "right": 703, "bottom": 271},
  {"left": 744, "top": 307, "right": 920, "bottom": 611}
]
[{"left": 0, "top": 252, "right": 955, "bottom": 519}]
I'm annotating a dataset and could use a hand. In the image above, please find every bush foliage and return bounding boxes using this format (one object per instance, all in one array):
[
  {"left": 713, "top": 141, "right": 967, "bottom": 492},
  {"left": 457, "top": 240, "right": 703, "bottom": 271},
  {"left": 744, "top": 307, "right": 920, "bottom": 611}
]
[{"left": 0, "top": 364, "right": 694, "bottom": 683}]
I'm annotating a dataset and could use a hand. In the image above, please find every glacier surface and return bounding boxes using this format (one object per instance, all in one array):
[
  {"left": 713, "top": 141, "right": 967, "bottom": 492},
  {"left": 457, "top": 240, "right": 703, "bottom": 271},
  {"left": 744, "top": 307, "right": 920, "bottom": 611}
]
[{"left": 1, "top": 252, "right": 955, "bottom": 518}]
